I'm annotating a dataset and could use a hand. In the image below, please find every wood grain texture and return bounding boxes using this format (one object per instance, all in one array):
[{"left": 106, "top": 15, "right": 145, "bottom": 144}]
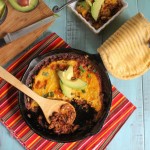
[
  {"left": 0, "top": 0, "right": 150, "bottom": 150},
  {"left": 137, "top": 1, "right": 150, "bottom": 149},
  {"left": 0, "top": 0, "right": 54, "bottom": 66},
  {"left": 143, "top": 72, "right": 150, "bottom": 150}
]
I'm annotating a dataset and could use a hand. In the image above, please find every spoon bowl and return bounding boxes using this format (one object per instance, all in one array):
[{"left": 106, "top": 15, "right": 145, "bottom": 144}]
[{"left": 0, "top": 66, "right": 76, "bottom": 124}]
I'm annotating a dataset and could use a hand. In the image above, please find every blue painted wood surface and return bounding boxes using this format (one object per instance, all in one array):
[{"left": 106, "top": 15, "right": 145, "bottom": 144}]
[{"left": 0, "top": 0, "right": 150, "bottom": 149}]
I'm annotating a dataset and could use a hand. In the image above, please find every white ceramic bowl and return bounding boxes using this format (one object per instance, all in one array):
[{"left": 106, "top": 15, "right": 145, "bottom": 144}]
[{"left": 68, "top": 0, "right": 128, "bottom": 34}]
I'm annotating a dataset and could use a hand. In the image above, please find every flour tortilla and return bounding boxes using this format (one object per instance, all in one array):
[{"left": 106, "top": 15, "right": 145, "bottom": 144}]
[{"left": 98, "top": 13, "right": 150, "bottom": 79}]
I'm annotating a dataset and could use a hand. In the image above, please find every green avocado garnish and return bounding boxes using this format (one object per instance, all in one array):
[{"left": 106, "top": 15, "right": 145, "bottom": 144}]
[
  {"left": 60, "top": 81, "right": 73, "bottom": 98},
  {"left": 91, "top": 0, "right": 105, "bottom": 21},
  {"left": 42, "top": 72, "right": 49, "bottom": 77},
  {"left": 58, "top": 70, "right": 87, "bottom": 90},
  {"left": 9, "top": 0, "right": 39, "bottom": 12},
  {"left": 79, "top": 65, "right": 85, "bottom": 73},
  {"left": 58, "top": 65, "right": 87, "bottom": 90}
]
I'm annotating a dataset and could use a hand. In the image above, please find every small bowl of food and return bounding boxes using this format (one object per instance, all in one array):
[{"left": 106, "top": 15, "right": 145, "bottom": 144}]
[
  {"left": 19, "top": 48, "right": 112, "bottom": 142},
  {"left": 68, "top": 0, "right": 128, "bottom": 33}
]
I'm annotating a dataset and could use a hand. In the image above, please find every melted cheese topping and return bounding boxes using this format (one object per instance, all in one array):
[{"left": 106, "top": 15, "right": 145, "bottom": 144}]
[{"left": 32, "top": 60, "right": 102, "bottom": 111}]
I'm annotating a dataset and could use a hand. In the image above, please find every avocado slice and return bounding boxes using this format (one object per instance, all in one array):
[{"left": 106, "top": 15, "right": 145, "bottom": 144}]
[
  {"left": 58, "top": 70, "right": 87, "bottom": 90},
  {"left": 63, "top": 65, "right": 74, "bottom": 80},
  {"left": 91, "top": 0, "right": 105, "bottom": 21},
  {"left": 9, "top": 0, "right": 39, "bottom": 12},
  {"left": 0, "top": 0, "right": 5, "bottom": 18},
  {"left": 60, "top": 81, "right": 73, "bottom": 98}
]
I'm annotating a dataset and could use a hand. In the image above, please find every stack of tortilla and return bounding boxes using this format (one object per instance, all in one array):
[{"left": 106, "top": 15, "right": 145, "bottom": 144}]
[{"left": 98, "top": 13, "right": 150, "bottom": 79}]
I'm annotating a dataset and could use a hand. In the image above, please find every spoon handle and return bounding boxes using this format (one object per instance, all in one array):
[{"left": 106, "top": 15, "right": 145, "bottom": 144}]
[
  {"left": 0, "top": 66, "right": 40, "bottom": 102},
  {"left": 52, "top": 0, "right": 78, "bottom": 13}
]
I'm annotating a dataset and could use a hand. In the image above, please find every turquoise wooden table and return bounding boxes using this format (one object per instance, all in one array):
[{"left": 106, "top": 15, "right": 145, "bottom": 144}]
[{"left": 0, "top": 0, "right": 150, "bottom": 149}]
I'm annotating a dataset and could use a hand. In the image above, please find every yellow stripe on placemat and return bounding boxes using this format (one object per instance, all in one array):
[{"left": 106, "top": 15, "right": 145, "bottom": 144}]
[
  {"left": 7, "top": 115, "right": 22, "bottom": 128},
  {"left": 28, "top": 136, "right": 41, "bottom": 149},
  {"left": 45, "top": 142, "right": 55, "bottom": 150},
  {"left": 17, "top": 126, "right": 29, "bottom": 138},
  {"left": 0, "top": 99, "right": 17, "bottom": 116},
  {"left": 0, "top": 86, "right": 12, "bottom": 98},
  {"left": 21, "top": 130, "right": 34, "bottom": 143},
  {"left": 51, "top": 40, "right": 65, "bottom": 50},
  {"left": 66, "top": 142, "right": 76, "bottom": 150},
  {"left": 110, "top": 96, "right": 125, "bottom": 111},
  {"left": 86, "top": 105, "right": 135, "bottom": 150},
  {"left": 100, "top": 123, "right": 123, "bottom": 150}
]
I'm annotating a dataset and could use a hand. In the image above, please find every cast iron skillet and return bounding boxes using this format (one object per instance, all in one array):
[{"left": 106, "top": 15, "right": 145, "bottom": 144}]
[{"left": 19, "top": 48, "right": 112, "bottom": 143}]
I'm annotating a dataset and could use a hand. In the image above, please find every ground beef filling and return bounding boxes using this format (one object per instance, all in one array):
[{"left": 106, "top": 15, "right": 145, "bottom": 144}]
[
  {"left": 48, "top": 104, "right": 78, "bottom": 134},
  {"left": 25, "top": 98, "right": 97, "bottom": 134}
]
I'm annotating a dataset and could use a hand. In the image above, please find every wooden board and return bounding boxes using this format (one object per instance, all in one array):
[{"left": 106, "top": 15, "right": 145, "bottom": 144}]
[{"left": 0, "top": 0, "right": 54, "bottom": 66}]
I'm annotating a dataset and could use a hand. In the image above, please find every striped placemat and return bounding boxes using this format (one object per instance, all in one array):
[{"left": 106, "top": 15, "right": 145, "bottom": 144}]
[{"left": 0, "top": 33, "right": 136, "bottom": 150}]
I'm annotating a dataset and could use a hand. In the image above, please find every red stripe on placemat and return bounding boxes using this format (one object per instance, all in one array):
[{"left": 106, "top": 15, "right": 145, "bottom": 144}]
[
  {"left": 0, "top": 97, "right": 18, "bottom": 118},
  {"left": 0, "top": 33, "right": 136, "bottom": 150},
  {"left": 24, "top": 134, "right": 41, "bottom": 148},
  {"left": 39, "top": 140, "right": 55, "bottom": 150},
  {"left": 39, "top": 38, "right": 69, "bottom": 55},
  {"left": 17, "top": 124, "right": 31, "bottom": 139},
  {"left": 36, "top": 140, "right": 50, "bottom": 150},
  {"left": 58, "top": 102, "right": 135, "bottom": 150},
  {"left": 0, "top": 67, "right": 27, "bottom": 100},
  {"left": 86, "top": 105, "right": 135, "bottom": 149},
  {"left": 4, "top": 110, "right": 21, "bottom": 127}
]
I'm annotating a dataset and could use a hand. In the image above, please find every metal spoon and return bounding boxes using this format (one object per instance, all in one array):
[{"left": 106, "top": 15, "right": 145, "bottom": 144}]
[
  {"left": 0, "top": 66, "right": 76, "bottom": 124},
  {"left": 52, "top": 0, "right": 78, "bottom": 13}
]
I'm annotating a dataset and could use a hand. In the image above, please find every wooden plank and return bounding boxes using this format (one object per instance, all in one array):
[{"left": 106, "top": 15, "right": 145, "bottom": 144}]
[
  {"left": 105, "top": 0, "right": 145, "bottom": 150},
  {"left": 0, "top": 0, "right": 54, "bottom": 66},
  {"left": 66, "top": 8, "right": 86, "bottom": 51},
  {"left": 107, "top": 77, "right": 145, "bottom": 150},
  {"left": 143, "top": 72, "right": 150, "bottom": 150},
  {"left": 137, "top": 1, "right": 150, "bottom": 150},
  {"left": 85, "top": 29, "right": 102, "bottom": 54}
]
